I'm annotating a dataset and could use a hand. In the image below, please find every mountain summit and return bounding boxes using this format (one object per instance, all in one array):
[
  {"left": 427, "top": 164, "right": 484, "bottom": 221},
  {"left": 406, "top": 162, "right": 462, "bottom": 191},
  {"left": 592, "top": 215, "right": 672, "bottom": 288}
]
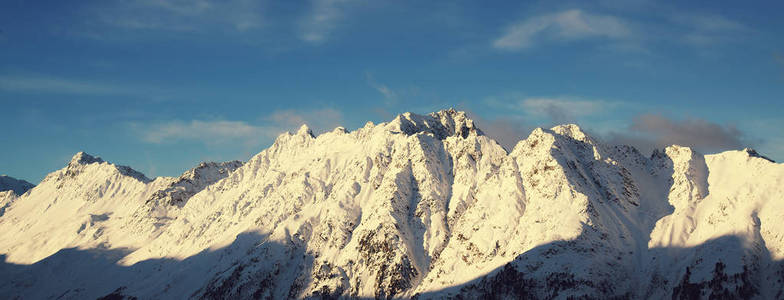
[
  {"left": 388, "top": 109, "right": 483, "bottom": 139},
  {"left": 0, "top": 110, "right": 782, "bottom": 299}
]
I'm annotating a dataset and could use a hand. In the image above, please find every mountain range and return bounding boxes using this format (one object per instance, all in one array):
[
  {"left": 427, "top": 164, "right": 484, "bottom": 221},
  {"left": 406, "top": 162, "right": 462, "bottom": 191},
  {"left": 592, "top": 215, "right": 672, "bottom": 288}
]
[{"left": 0, "top": 109, "right": 782, "bottom": 299}]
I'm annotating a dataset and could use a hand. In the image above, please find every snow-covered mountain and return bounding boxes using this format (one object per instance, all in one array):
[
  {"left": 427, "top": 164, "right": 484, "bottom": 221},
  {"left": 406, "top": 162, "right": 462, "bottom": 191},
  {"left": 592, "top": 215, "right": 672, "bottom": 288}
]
[
  {"left": 0, "top": 109, "right": 782, "bottom": 299},
  {"left": 0, "top": 175, "right": 35, "bottom": 219},
  {"left": 0, "top": 175, "right": 34, "bottom": 196}
]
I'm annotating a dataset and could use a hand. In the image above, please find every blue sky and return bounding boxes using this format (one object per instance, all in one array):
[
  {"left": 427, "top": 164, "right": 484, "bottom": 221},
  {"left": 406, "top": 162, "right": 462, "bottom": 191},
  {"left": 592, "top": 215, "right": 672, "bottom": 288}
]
[{"left": 1, "top": 0, "right": 783, "bottom": 183}]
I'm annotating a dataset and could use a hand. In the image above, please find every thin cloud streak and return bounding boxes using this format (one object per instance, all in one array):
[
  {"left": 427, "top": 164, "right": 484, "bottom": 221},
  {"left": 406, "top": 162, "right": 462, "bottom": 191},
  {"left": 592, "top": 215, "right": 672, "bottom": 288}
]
[
  {"left": 493, "top": 9, "right": 631, "bottom": 50},
  {"left": 141, "top": 120, "right": 272, "bottom": 145},
  {"left": 265, "top": 108, "right": 345, "bottom": 134},
  {"left": 80, "top": 0, "right": 264, "bottom": 37},
  {"left": 134, "top": 108, "right": 345, "bottom": 146},
  {"left": 774, "top": 52, "right": 784, "bottom": 80},
  {"left": 671, "top": 13, "right": 747, "bottom": 46},
  {"left": 365, "top": 72, "right": 397, "bottom": 105},
  {"left": 491, "top": 8, "right": 747, "bottom": 53},
  {"left": 671, "top": 13, "right": 745, "bottom": 32},
  {"left": 486, "top": 96, "right": 618, "bottom": 124},
  {"left": 0, "top": 75, "right": 175, "bottom": 100},
  {"left": 520, "top": 98, "right": 614, "bottom": 123},
  {"left": 0, "top": 76, "right": 127, "bottom": 95}
]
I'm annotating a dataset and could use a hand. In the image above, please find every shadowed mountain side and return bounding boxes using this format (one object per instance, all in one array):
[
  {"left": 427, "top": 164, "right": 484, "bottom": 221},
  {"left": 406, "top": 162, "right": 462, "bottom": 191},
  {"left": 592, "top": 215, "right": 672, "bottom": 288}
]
[
  {"left": 0, "top": 175, "right": 35, "bottom": 196},
  {"left": 1, "top": 232, "right": 774, "bottom": 299},
  {"left": 412, "top": 234, "right": 777, "bottom": 300},
  {"left": 0, "top": 232, "right": 300, "bottom": 300}
]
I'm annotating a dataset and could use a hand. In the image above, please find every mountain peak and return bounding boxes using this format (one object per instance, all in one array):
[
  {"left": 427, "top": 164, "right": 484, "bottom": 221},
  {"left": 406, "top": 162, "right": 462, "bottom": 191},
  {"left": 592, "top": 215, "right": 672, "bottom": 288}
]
[
  {"left": 60, "top": 151, "right": 149, "bottom": 183},
  {"left": 69, "top": 152, "right": 104, "bottom": 167},
  {"left": 332, "top": 126, "right": 348, "bottom": 134},
  {"left": 550, "top": 123, "right": 593, "bottom": 144},
  {"left": 296, "top": 124, "right": 314, "bottom": 137},
  {"left": 389, "top": 109, "right": 482, "bottom": 139}
]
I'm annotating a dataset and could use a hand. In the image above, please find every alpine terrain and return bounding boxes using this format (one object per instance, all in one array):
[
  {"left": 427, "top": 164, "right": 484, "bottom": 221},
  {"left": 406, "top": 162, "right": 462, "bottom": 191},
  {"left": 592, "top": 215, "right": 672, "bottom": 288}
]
[
  {"left": 0, "top": 175, "right": 34, "bottom": 196},
  {"left": 0, "top": 109, "right": 782, "bottom": 299}
]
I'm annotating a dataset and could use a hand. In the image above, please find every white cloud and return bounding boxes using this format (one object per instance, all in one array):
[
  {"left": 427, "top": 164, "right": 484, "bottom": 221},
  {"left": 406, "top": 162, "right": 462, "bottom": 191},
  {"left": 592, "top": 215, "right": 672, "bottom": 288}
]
[
  {"left": 491, "top": 9, "right": 745, "bottom": 53},
  {"left": 493, "top": 9, "right": 631, "bottom": 50},
  {"left": 299, "top": 0, "right": 356, "bottom": 43},
  {"left": 0, "top": 76, "right": 127, "bottom": 95}
]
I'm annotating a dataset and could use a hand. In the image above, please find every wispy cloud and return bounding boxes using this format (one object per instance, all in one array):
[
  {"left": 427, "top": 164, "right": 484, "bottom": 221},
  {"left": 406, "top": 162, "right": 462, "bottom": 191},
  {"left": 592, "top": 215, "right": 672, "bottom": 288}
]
[
  {"left": 365, "top": 72, "right": 397, "bottom": 105},
  {"left": 493, "top": 9, "right": 631, "bottom": 50},
  {"left": 520, "top": 98, "right": 615, "bottom": 123},
  {"left": 299, "top": 0, "right": 356, "bottom": 43},
  {"left": 0, "top": 75, "right": 127, "bottom": 95},
  {"left": 774, "top": 52, "right": 784, "bottom": 80},
  {"left": 265, "top": 108, "right": 345, "bottom": 133},
  {"left": 140, "top": 120, "right": 272, "bottom": 145},
  {"left": 492, "top": 8, "right": 747, "bottom": 55},
  {"left": 79, "top": 0, "right": 264, "bottom": 37},
  {"left": 672, "top": 13, "right": 744, "bottom": 32},
  {"left": 671, "top": 13, "right": 746, "bottom": 46},
  {"left": 134, "top": 108, "right": 345, "bottom": 146},
  {"left": 76, "top": 0, "right": 368, "bottom": 45},
  {"left": 486, "top": 96, "right": 618, "bottom": 124}
]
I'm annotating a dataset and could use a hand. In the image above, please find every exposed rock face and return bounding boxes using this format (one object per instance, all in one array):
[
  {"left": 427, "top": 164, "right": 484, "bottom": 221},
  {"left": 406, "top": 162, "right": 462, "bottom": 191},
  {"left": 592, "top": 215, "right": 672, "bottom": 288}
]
[{"left": 0, "top": 109, "right": 782, "bottom": 299}]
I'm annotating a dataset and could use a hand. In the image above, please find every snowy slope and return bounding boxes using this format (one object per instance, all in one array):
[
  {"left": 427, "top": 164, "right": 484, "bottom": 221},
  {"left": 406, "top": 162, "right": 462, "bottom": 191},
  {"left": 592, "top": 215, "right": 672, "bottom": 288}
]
[
  {"left": 0, "top": 152, "right": 242, "bottom": 266},
  {"left": 0, "top": 109, "right": 782, "bottom": 299}
]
